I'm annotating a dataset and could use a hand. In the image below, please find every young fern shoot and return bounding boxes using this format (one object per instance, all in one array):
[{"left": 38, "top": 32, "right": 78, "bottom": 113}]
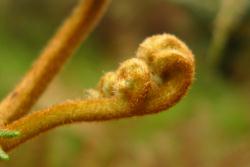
[
  {"left": 0, "top": 34, "right": 195, "bottom": 153},
  {"left": 0, "top": 0, "right": 195, "bottom": 160}
]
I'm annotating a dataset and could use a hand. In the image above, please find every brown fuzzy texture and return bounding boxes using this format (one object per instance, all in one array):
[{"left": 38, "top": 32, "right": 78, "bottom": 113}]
[
  {"left": 0, "top": 0, "right": 195, "bottom": 157},
  {"left": 0, "top": 34, "right": 195, "bottom": 152}
]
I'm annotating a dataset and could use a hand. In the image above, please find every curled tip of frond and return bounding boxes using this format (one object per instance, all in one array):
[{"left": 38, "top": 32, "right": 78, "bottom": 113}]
[
  {"left": 135, "top": 34, "right": 195, "bottom": 114},
  {"left": 93, "top": 33, "right": 195, "bottom": 114},
  {"left": 0, "top": 33, "right": 195, "bottom": 152}
]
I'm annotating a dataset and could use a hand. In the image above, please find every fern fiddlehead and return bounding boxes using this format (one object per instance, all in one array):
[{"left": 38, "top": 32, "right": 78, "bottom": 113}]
[{"left": 0, "top": 34, "right": 195, "bottom": 153}]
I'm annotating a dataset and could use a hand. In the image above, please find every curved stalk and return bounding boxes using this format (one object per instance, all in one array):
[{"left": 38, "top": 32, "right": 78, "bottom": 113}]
[{"left": 0, "top": 34, "right": 195, "bottom": 152}]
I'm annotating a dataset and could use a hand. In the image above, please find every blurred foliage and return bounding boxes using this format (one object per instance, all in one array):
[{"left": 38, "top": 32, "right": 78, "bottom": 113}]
[
  {"left": 0, "top": 0, "right": 250, "bottom": 166},
  {"left": 168, "top": 0, "right": 220, "bottom": 19},
  {"left": 209, "top": 0, "right": 249, "bottom": 70}
]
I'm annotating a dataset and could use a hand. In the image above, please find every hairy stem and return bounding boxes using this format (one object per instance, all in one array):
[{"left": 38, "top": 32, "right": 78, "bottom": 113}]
[
  {"left": 0, "top": 34, "right": 195, "bottom": 151},
  {"left": 0, "top": 0, "right": 110, "bottom": 124}
]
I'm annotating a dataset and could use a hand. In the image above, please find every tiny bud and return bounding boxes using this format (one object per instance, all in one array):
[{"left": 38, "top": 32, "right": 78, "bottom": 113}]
[
  {"left": 114, "top": 58, "right": 151, "bottom": 102},
  {"left": 83, "top": 89, "right": 101, "bottom": 99},
  {"left": 98, "top": 72, "right": 117, "bottom": 97}
]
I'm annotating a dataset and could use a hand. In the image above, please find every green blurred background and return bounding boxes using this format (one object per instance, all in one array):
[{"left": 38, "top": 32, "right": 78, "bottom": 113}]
[{"left": 0, "top": 0, "right": 250, "bottom": 166}]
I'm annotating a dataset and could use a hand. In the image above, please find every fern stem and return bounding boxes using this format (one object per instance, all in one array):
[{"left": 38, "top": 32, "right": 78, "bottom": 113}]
[
  {"left": 0, "top": 0, "right": 110, "bottom": 124},
  {"left": 0, "top": 34, "right": 195, "bottom": 152}
]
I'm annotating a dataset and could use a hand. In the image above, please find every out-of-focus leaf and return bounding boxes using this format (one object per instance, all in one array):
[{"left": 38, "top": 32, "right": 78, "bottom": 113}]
[
  {"left": 208, "top": 0, "right": 249, "bottom": 68},
  {"left": 167, "top": 0, "right": 220, "bottom": 18}
]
